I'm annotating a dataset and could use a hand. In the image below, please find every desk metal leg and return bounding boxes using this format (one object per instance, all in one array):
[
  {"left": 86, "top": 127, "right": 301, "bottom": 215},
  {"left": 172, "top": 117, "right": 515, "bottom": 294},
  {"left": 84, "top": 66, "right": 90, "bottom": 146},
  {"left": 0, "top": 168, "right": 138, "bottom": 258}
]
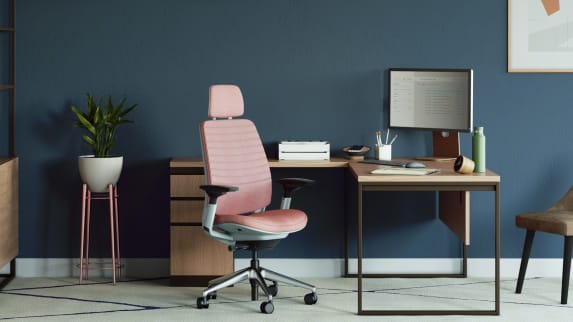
[
  {"left": 495, "top": 183, "right": 501, "bottom": 315},
  {"left": 342, "top": 175, "right": 471, "bottom": 280},
  {"left": 344, "top": 171, "right": 350, "bottom": 277},
  {"left": 356, "top": 183, "right": 500, "bottom": 315},
  {"left": 357, "top": 182, "right": 363, "bottom": 313}
]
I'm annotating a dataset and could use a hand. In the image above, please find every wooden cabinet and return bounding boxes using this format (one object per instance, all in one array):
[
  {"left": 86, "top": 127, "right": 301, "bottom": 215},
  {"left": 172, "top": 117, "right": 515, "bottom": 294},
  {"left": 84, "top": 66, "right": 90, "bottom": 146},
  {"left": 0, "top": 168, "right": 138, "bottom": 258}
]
[
  {"left": 0, "top": 158, "right": 17, "bottom": 288},
  {"left": 169, "top": 159, "right": 233, "bottom": 286},
  {"left": 0, "top": 0, "right": 16, "bottom": 156},
  {"left": 0, "top": 0, "right": 17, "bottom": 289}
]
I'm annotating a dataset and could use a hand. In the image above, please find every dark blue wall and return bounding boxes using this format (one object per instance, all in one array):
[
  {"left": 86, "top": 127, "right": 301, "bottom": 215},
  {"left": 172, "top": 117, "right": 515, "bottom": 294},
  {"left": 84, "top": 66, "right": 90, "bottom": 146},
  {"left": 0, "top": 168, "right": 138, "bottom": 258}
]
[{"left": 12, "top": 0, "right": 573, "bottom": 259}]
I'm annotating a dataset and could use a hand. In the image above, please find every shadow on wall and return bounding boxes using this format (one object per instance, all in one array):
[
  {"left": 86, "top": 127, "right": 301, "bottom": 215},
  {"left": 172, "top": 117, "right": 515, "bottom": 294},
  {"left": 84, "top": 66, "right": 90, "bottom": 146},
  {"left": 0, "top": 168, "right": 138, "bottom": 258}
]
[
  {"left": 40, "top": 158, "right": 79, "bottom": 273},
  {"left": 38, "top": 158, "right": 172, "bottom": 264},
  {"left": 33, "top": 105, "right": 84, "bottom": 274},
  {"left": 111, "top": 159, "right": 171, "bottom": 258}
]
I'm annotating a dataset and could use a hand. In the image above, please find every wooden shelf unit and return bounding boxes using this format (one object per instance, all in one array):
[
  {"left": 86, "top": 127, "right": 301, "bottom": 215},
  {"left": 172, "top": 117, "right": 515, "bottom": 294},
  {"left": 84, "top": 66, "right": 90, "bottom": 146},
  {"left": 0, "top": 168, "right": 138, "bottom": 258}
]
[
  {"left": 0, "top": 0, "right": 17, "bottom": 290},
  {"left": 1, "top": 0, "right": 16, "bottom": 156}
]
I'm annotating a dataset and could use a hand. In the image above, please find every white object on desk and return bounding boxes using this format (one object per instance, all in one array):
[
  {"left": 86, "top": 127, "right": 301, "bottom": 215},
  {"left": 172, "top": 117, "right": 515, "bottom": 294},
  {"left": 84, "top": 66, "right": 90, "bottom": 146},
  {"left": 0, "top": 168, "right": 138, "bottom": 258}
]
[
  {"left": 370, "top": 168, "right": 439, "bottom": 175},
  {"left": 375, "top": 144, "right": 391, "bottom": 161},
  {"left": 278, "top": 141, "right": 330, "bottom": 161}
]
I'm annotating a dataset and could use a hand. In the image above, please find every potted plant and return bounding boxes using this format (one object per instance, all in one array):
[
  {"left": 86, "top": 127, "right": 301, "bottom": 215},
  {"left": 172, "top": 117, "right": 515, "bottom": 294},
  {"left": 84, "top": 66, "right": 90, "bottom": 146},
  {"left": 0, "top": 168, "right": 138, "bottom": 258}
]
[{"left": 70, "top": 93, "right": 137, "bottom": 192}]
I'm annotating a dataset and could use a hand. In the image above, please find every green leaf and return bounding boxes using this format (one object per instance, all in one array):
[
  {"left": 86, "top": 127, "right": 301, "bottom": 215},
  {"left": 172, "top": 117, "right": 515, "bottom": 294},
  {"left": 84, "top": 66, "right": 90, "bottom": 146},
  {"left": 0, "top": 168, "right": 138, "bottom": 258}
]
[
  {"left": 71, "top": 105, "right": 96, "bottom": 135},
  {"left": 70, "top": 93, "right": 137, "bottom": 157},
  {"left": 82, "top": 134, "right": 94, "bottom": 145}
]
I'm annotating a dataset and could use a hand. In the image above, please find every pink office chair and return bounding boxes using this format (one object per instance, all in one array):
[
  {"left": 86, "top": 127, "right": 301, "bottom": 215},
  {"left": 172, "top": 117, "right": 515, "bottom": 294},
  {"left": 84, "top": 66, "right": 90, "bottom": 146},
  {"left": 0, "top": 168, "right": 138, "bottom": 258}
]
[{"left": 196, "top": 85, "right": 318, "bottom": 314}]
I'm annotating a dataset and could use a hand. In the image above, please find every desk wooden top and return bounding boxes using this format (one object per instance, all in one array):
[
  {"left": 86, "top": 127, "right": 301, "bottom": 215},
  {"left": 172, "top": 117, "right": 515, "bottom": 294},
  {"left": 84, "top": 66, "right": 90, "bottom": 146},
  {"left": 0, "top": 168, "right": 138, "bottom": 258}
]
[
  {"left": 349, "top": 159, "right": 500, "bottom": 184},
  {"left": 170, "top": 157, "right": 500, "bottom": 184},
  {"left": 170, "top": 157, "right": 349, "bottom": 168}
]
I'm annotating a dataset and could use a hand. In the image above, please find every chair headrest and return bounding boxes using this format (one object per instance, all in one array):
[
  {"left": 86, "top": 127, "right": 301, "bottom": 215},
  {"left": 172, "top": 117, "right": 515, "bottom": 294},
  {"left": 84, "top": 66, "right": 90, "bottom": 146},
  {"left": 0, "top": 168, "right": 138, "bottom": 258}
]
[{"left": 209, "top": 85, "right": 244, "bottom": 118}]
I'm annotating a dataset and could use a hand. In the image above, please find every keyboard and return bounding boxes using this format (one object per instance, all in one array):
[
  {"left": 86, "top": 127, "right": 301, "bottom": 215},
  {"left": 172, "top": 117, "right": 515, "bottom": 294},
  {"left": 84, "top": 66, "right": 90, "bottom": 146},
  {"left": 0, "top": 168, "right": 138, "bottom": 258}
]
[{"left": 359, "top": 159, "right": 408, "bottom": 167}]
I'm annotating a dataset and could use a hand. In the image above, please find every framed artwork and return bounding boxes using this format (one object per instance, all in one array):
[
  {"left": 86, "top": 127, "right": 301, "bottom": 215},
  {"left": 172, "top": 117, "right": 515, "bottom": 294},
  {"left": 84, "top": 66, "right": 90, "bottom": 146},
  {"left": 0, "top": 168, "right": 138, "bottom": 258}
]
[{"left": 508, "top": 0, "right": 573, "bottom": 72}]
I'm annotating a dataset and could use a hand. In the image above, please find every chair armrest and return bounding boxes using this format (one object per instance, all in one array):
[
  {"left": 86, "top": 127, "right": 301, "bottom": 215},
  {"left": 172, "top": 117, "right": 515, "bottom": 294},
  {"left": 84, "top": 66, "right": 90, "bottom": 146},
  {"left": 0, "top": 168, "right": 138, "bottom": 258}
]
[
  {"left": 277, "top": 178, "right": 315, "bottom": 198},
  {"left": 200, "top": 185, "right": 239, "bottom": 204}
]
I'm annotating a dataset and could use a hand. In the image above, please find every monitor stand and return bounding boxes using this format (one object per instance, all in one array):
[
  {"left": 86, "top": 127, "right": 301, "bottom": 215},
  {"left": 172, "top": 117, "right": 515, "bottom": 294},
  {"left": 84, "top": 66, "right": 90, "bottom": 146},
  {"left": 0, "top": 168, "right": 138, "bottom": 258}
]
[{"left": 415, "top": 131, "right": 459, "bottom": 161}]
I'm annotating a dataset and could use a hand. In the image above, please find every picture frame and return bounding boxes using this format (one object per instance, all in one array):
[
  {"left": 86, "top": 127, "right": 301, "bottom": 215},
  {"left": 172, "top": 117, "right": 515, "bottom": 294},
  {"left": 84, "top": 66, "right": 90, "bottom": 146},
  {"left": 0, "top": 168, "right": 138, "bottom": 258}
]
[{"left": 508, "top": 0, "right": 573, "bottom": 73}]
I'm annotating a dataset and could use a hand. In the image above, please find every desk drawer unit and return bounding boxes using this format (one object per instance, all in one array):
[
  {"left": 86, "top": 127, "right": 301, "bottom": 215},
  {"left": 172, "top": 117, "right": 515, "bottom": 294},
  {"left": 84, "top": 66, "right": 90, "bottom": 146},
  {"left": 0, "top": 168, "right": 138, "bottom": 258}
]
[{"left": 169, "top": 165, "right": 233, "bottom": 286}]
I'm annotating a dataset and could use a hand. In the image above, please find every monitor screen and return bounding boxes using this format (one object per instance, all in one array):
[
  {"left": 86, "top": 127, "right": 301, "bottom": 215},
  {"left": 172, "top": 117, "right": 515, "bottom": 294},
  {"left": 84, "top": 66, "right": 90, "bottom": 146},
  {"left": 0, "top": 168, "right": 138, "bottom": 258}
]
[{"left": 388, "top": 68, "right": 473, "bottom": 132}]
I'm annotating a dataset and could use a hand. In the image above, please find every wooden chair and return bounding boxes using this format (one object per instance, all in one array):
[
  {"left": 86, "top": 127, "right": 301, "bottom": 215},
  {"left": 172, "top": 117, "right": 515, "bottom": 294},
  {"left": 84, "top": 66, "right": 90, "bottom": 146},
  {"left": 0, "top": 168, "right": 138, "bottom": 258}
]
[{"left": 515, "top": 186, "right": 573, "bottom": 304}]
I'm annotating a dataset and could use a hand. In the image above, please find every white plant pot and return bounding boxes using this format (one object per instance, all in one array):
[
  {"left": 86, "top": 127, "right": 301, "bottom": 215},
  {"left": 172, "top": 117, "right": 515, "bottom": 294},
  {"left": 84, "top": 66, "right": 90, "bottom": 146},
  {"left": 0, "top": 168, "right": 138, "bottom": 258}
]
[{"left": 78, "top": 155, "right": 124, "bottom": 193}]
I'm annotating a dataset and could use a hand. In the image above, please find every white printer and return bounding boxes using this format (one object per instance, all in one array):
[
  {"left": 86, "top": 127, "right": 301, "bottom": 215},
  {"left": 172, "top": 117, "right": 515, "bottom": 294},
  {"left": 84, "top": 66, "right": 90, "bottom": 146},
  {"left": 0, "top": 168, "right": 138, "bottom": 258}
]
[{"left": 278, "top": 141, "right": 330, "bottom": 161}]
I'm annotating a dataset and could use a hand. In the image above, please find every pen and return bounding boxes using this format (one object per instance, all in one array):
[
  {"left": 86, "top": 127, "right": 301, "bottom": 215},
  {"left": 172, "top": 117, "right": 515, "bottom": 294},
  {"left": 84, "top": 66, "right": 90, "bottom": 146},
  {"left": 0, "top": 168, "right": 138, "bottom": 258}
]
[
  {"left": 389, "top": 134, "right": 398, "bottom": 145},
  {"left": 385, "top": 128, "right": 390, "bottom": 145}
]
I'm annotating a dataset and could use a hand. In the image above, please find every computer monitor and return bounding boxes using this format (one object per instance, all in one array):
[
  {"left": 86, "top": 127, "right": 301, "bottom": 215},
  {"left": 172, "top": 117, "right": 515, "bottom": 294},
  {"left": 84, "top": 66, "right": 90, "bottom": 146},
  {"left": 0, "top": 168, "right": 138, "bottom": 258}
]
[{"left": 388, "top": 68, "right": 473, "bottom": 133}]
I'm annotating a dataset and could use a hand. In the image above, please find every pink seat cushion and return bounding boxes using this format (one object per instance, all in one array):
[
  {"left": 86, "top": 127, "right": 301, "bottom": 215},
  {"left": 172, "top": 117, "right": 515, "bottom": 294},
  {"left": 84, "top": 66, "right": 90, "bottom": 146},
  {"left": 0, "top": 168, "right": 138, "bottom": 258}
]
[{"left": 215, "top": 209, "right": 308, "bottom": 233}]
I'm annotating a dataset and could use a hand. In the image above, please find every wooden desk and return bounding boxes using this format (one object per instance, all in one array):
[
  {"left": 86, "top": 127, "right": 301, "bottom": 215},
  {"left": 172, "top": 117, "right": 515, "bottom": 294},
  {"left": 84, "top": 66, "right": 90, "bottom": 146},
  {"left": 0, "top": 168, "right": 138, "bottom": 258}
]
[
  {"left": 169, "top": 157, "right": 347, "bottom": 286},
  {"left": 170, "top": 157, "right": 501, "bottom": 315},
  {"left": 349, "top": 160, "right": 500, "bottom": 315}
]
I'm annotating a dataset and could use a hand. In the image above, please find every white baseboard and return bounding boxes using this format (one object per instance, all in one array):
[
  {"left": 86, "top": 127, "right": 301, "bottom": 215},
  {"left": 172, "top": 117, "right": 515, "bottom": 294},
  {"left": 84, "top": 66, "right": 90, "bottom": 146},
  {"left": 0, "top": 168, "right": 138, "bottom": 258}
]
[
  {"left": 0, "top": 258, "right": 169, "bottom": 279},
  {"left": 0, "top": 258, "right": 566, "bottom": 279},
  {"left": 237, "top": 258, "right": 566, "bottom": 278}
]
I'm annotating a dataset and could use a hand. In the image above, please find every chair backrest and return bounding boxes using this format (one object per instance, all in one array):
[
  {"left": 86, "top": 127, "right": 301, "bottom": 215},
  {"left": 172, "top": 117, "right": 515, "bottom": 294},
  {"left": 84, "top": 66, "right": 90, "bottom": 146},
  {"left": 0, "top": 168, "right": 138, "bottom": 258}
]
[
  {"left": 199, "top": 85, "right": 272, "bottom": 215},
  {"left": 549, "top": 186, "right": 573, "bottom": 211}
]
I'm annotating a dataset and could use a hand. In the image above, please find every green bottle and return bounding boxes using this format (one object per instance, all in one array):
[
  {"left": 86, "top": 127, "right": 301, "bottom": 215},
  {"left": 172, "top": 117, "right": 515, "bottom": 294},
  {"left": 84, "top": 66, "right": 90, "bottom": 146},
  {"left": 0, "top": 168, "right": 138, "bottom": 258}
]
[{"left": 472, "top": 126, "right": 486, "bottom": 173}]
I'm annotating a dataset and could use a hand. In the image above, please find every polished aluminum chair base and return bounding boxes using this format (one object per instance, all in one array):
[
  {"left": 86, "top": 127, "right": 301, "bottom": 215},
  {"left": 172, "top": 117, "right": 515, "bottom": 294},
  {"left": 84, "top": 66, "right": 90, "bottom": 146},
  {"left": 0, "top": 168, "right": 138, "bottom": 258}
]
[{"left": 197, "top": 248, "right": 317, "bottom": 314}]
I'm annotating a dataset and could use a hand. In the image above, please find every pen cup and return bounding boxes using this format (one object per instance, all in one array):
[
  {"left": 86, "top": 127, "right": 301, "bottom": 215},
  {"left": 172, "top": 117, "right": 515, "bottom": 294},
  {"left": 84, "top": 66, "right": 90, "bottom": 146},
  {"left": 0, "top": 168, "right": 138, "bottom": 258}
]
[{"left": 375, "top": 144, "right": 392, "bottom": 161}]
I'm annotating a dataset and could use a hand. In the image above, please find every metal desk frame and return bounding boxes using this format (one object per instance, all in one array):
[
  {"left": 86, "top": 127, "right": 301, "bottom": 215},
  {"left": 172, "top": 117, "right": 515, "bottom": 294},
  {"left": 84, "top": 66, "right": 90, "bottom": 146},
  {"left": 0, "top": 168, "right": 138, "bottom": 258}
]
[{"left": 349, "top": 161, "right": 500, "bottom": 316}]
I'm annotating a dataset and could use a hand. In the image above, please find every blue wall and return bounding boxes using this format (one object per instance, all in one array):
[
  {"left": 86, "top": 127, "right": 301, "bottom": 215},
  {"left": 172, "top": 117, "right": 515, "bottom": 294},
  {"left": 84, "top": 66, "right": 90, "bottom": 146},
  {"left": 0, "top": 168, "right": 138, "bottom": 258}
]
[{"left": 12, "top": 0, "right": 573, "bottom": 259}]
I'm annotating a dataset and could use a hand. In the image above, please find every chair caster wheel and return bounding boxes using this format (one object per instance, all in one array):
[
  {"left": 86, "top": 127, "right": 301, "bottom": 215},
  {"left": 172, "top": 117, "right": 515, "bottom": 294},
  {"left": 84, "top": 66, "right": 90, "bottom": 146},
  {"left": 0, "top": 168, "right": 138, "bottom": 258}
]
[
  {"left": 260, "top": 300, "right": 274, "bottom": 314},
  {"left": 268, "top": 282, "right": 278, "bottom": 297},
  {"left": 197, "top": 297, "right": 209, "bottom": 309},
  {"left": 207, "top": 292, "right": 217, "bottom": 300},
  {"left": 304, "top": 292, "right": 317, "bottom": 305}
]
